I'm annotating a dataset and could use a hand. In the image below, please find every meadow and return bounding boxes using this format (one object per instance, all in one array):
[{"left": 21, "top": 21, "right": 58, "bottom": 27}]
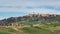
[{"left": 0, "top": 25, "right": 60, "bottom": 34}]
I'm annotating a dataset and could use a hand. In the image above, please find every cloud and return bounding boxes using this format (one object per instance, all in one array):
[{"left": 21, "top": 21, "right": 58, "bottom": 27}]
[
  {"left": 0, "top": 0, "right": 60, "bottom": 6},
  {"left": 26, "top": 8, "right": 60, "bottom": 14},
  {"left": 0, "top": 8, "right": 60, "bottom": 20},
  {"left": 0, "top": 0, "right": 60, "bottom": 14},
  {"left": 0, "top": 16, "right": 7, "bottom": 20}
]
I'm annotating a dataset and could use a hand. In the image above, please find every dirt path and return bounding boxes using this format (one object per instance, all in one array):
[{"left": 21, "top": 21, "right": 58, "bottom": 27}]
[{"left": 12, "top": 28, "right": 19, "bottom": 31}]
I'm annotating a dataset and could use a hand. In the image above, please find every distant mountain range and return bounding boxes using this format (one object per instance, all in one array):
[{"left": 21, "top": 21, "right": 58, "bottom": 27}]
[{"left": 0, "top": 14, "right": 60, "bottom": 26}]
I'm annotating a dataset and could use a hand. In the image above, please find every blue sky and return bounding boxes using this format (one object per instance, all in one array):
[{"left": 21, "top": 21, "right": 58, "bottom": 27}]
[{"left": 0, "top": 0, "right": 60, "bottom": 20}]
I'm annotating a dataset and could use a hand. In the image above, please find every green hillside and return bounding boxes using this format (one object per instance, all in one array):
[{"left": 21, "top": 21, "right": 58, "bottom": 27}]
[
  {"left": 0, "top": 14, "right": 60, "bottom": 34},
  {"left": 0, "top": 26, "right": 60, "bottom": 34}
]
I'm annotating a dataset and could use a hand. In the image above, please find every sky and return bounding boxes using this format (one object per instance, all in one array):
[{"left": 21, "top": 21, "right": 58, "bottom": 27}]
[{"left": 0, "top": 0, "right": 60, "bottom": 20}]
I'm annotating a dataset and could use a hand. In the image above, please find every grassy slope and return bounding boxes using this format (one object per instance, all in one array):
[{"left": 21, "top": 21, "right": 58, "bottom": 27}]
[
  {"left": 0, "top": 26, "right": 59, "bottom": 34},
  {"left": 18, "top": 21, "right": 39, "bottom": 25},
  {"left": 21, "top": 27, "right": 56, "bottom": 34}
]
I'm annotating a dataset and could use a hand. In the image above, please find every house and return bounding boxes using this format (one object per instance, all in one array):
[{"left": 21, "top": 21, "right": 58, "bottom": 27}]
[{"left": 11, "top": 23, "right": 19, "bottom": 28}]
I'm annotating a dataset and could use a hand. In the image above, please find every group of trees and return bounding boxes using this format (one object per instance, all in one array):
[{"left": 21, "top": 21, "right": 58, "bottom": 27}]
[{"left": 0, "top": 14, "right": 60, "bottom": 26}]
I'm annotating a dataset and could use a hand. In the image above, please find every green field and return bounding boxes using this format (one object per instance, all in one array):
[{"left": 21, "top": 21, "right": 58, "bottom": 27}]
[{"left": 0, "top": 26, "right": 60, "bottom": 34}]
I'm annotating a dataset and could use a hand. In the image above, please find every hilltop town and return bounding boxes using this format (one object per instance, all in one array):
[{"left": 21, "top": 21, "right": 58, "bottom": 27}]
[{"left": 0, "top": 14, "right": 60, "bottom": 27}]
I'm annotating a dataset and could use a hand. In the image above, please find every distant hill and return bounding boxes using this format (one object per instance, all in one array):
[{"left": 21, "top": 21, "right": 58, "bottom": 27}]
[{"left": 0, "top": 14, "right": 60, "bottom": 26}]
